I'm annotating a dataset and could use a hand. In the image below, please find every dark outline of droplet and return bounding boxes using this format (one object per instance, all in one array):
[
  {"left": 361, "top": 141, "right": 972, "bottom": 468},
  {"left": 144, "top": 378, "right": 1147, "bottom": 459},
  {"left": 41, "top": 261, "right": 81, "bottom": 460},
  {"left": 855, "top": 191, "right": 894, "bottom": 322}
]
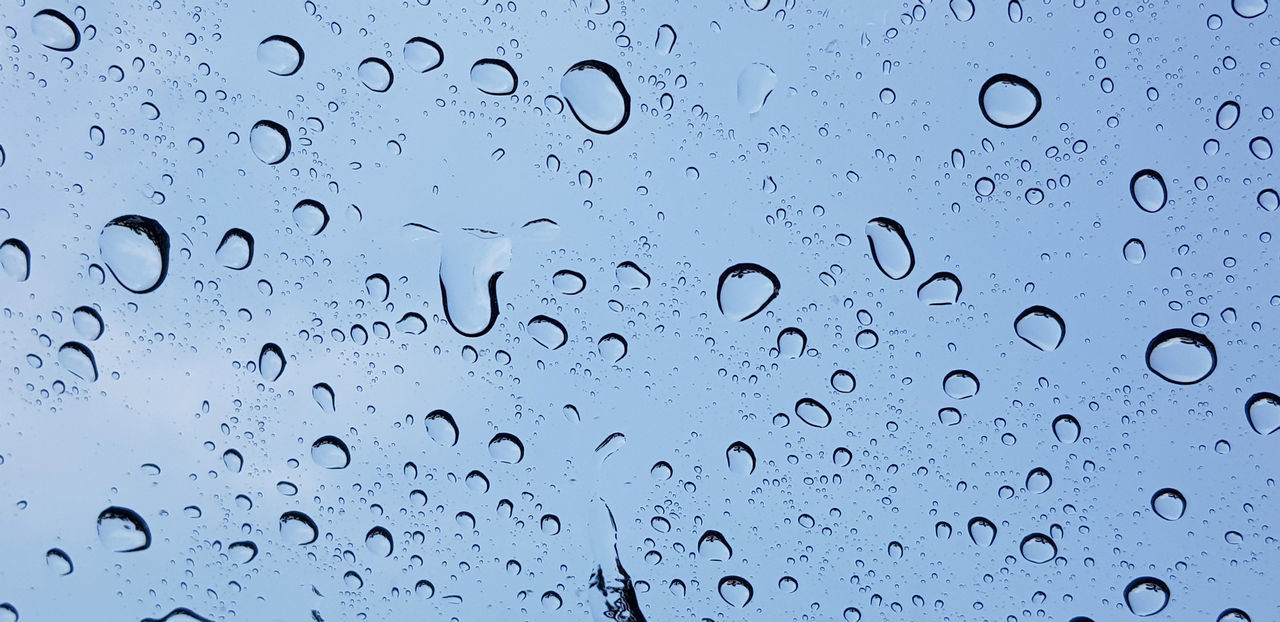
[
  {"left": 527, "top": 315, "right": 568, "bottom": 350},
  {"left": 1124, "top": 577, "right": 1170, "bottom": 616},
  {"left": 599, "top": 333, "right": 627, "bottom": 362},
  {"left": 228, "top": 540, "right": 258, "bottom": 563},
  {"left": 258, "top": 35, "right": 304, "bottom": 76},
  {"left": 553, "top": 269, "right": 586, "bottom": 295},
  {"left": 97, "top": 506, "right": 151, "bottom": 552},
  {"left": 404, "top": 37, "right": 444, "bottom": 72},
  {"left": 101, "top": 215, "right": 170, "bottom": 294},
  {"left": 425, "top": 409, "right": 459, "bottom": 447},
  {"left": 488, "top": 432, "right": 525, "bottom": 463},
  {"left": 725, "top": 441, "right": 755, "bottom": 475},
  {"left": 1129, "top": 169, "right": 1168, "bottom": 213},
  {"left": 358, "top": 57, "right": 394, "bottom": 92},
  {"left": 716, "top": 263, "right": 781, "bottom": 321},
  {"left": 33, "top": 9, "right": 80, "bottom": 52},
  {"left": 978, "top": 73, "right": 1042, "bottom": 129},
  {"left": 279, "top": 511, "right": 318, "bottom": 545},
  {"left": 562, "top": 60, "right": 632, "bottom": 135},
  {"left": 311, "top": 435, "right": 350, "bottom": 469},
  {"left": 250, "top": 120, "right": 291, "bottom": 165},
  {"left": 1014, "top": 305, "right": 1066, "bottom": 351},
  {"left": 865, "top": 217, "right": 915, "bottom": 281},
  {"left": 1217, "top": 608, "right": 1251, "bottom": 622},
  {"left": 292, "top": 199, "right": 329, "bottom": 235},
  {"left": 1150, "top": 488, "right": 1186, "bottom": 520},
  {"left": 216, "top": 228, "right": 254, "bottom": 270},
  {"left": 655, "top": 24, "right": 677, "bottom": 54},
  {"left": 365, "top": 526, "right": 394, "bottom": 557},
  {"left": 471, "top": 58, "right": 518, "bottom": 96},
  {"left": 1, "top": 238, "right": 31, "bottom": 281},
  {"left": 917, "top": 272, "right": 962, "bottom": 305},
  {"left": 1245, "top": 392, "right": 1280, "bottom": 435},
  {"left": 439, "top": 271, "right": 502, "bottom": 338},
  {"left": 259, "top": 342, "right": 286, "bottom": 381},
  {"left": 1145, "top": 328, "right": 1217, "bottom": 385}
]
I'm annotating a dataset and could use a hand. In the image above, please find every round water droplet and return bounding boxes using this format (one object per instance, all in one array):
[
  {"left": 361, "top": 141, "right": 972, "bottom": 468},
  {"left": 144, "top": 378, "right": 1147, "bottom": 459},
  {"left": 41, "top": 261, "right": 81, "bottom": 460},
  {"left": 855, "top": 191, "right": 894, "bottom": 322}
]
[
  {"left": 1, "top": 239, "right": 30, "bottom": 282},
  {"left": 249, "top": 120, "right": 290, "bottom": 165},
  {"left": 32, "top": 9, "right": 80, "bottom": 52},
  {"left": 717, "top": 575, "right": 752, "bottom": 607},
  {"left": 831, "top": 370, "right": 856, "bottom": 393},
  {"left": 1258, "top": 189, "right": 1278, "bottom": 212},
  {"left": 1124, "top": 577, "right": 1170, "bottom": 617},
  {"left": 598, "top": 333, "right": 627, "bottom": 362},
  {"left": 938, "top": 407, "right": 962, "bottom": 426},
  {"left": 1146, "top": 328, "right": 1216, "bottom": 385},
  {"left": 292, "top": 199, "right": 329, "bottom": 235},
  {"left": 968, "top": 517, "right": 997, "bottom": 546},
  {"left": 426, "top": 410, "right": 459, "bottom": 446},
  {"left": 1020, "top": 533, "right": 1057, "bottom": 563},
  {"left": 528, "top": 315, "right": 568, "bottom": 349},
  {"left": 795, "top": 398, "right": 832, "bottom": 428},
  {"left": 1218, "top": 608, "right": 1251, "bottom": 622},
  {"left": 943, "top": 370, "right": 979, "bottom": 399},
  {"left": 737, "top": 63, "right": 777, "bottom": 114},
  {"left": 561, "top": 60, "right": 631, "bottom": 134},
  {"left": 358, "top": 57, "right": 393, "bottom": 92},
  {"left": 1014, "top": 305, "right": 1065, "bottom": 351},
  {"left": 979, "top": 73, "right": 1042, "bottom": 128},
  {"left": 365, "top": 526, "right": 393, "bottom": 557},
  {"left": 488, "top": 433, "right": 524, "bottom": 463},
  {"left": 1052, "top": 414, "right": 1080, "bottom": 443},
  {"left": 100, "top": 215, "right": 169, "bottom": 293},
  {"left": 655, "top": 24, "right": 677, "bottom": 55},
  {"left": 227, "top": 540, "right": 257, "bottom": 563},
  {"left": 1124, "top": 238, "right": 1146, "bottom": 264},
  {"left": 917, "top": 272, "right": 961, "bottom": 305},
  {"left": 726, "top": 442, "right": 756, "bottom": 474},
  {"left": 950, "top": 0, "right": 975, "bottom": 21},
  {"left": 1151, "top": 488, "right": 1186, "bottom": 520},
  {"left": 1026, "top": 468, "right": 1052, "bottom": 493},
  {"left": 1244, "top": 392, "right": 1280, "bottom": 435},
  {"left": 257, "top": 35, "right": 304, "bottom": 76},
  {"left": 1232, "top": 0, "right": 1268, "bottom": 18},
  {"left": 471, "top": 59, "right": 517, "bottom": 95},
  {"left": 259, "top": 343, "right": 285, "bottom": 381},
  {"left": 311, "top": 435, "right": 350, "bottom": 469},
  {"left": 57, "top": 342, "right": 96, "bottom": 381},
  {"left": 615, "top": 261, "right": 650, "bottom": 289},
  {"left": 215, "top": 228, "right": 253, "bottom": 270},
  {"left": 404, "top": 37, "right": 443, "bottom": 72},
  {"left": 1130, "top": 170, "right": 1167, "bottom": 213},
  {"left": 45, "top": 548, "right": 73, "bottom": 575},
  {"left": 552, "top": 269, "right": 585, "bottom": 295},
  {"left": 97, "top": 506, "right": 151, "bottom": 552},
  {"left": 1216, "top": 100, "right": 1240, "bottom": 130},
  {"left": 279, "top": 511, "right": 318, "bottom": 545},
  {"left": 365, "top": 273, "right": 389, "bottom": 301},
  {"left": 1249, "top": 136, "right": 1272, "bottom": 160},
  {"left": 865, "top": 217, "right": 914, "bottom": 280},
  {"left": 717, "top": 263, "right": 780, "bottom": 321}
]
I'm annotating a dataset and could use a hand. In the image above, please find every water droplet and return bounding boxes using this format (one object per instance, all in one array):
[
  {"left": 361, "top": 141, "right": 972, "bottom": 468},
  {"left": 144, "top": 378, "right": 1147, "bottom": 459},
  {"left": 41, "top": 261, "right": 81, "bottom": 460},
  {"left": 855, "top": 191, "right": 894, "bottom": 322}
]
[
  {"left": 943, "top": 370, "right": 979, "bottom": 399},
  {"left": 426, "top": 410, "right": 459, "bottom": 446},
  {"left": 831, "top": 370, "right": 856, "bottom": 393},
  {"left": 1245, "top": 392, "right": 1280, "bottom": 435},
  {"left": 528, "top": 315, "right": 568, "bottom": 349},
  {"left": 865, "top": 217, "right": 914, "bottom": 280},
  {"left": 726, "top": 442, "right": 756, "bottom": 474},
  {"left": 737, "top": 63, "right": 777, "bottom": 114},
  {"left": 1218, "top": 609, "right": 1252, "bottom": 622},
  {"left": 1249, "top": 136, "right": 1272, "bottom": 160},
  {"left": 365, "top": 526, "right": 393, "bottom": 556},
  {"left": 1053, "top": 414, "right": 1080, "bottom": 443},
  {"left": 1124, "top": 238, "right": 1146, "bottom": 264},
  {"left": 358, "top": 57, "right": 393, "bottom": 92},
  {"left": 1014, "top": 305, "right": 1066, "bottom": 351},
  {"left": 1232, "top": 0, "right": 1268, "bottom": 18},
  {"left": 257, "top": 35, "right": 303, "bottom": 76},
  {"left": 968, "top": 517, "right": 997, "bottom": 546},
  {"left": 717, "top": 263, "right": 780, "bottom": 321},
  {"left": 471, "top": 59, "right": 517, "bottom": 95},
  {"left": 0, "top": 239, "right": 30, "bottom": 282},
  {"left": 949, "top": 0, "right": 975, "bottom": 21},
  {"left": 844, "top": 608, "right": 862, "bottom": 622},
  {"left": 855, "top": 329, "right": 879, "bottom": 349},
  {"left": 99, "top": 215, "right": 169, "bottom": 293},
  {"left": 365, "top": 273, "right": 389, "bottom": 301},
  {"left": 1258, "top": 189, "right": 1278, "bottom": 212},
  {"left": 598, "top": 333, "right": 627, "bottom": 362},
  {"left": 0, "top": 604, "right": 14, "bottom": 622},
  {"left": 1124, "top": 577, "right": 1170, "bottom": 617},
  {"left": 45, "top": 548, "right": 73, "bottom": 575},
  {"left": 258, "top": 343, "right": 285, "bottom": 381},
  {"left": 279, "top": 511, "right": 318, "bottom": 545},
  {"left": 718, "top": 576, "right": 753, "bottom": 607},
  {"left": 54, "top": 341, "right": 96, "bottom": 381},
  {"left": 795, "top": 398, "right": 832, "bottom": 428},
  {"left": 396, "top": 313, "right": 427, "bottom": 335},
  {"left": 32, "top": 9, "right": 79, "bottom": 52},
  {"left": 311, "top": 435, "right": 350, "bottom": 469},
  {"left": 141, "top": 609, "right": 214, "bottom": 622},
  {"left": 1146, "top": 328, "right": 1217, "bottom": 385},
  {"left": 1130, "top": 170, "right": 1167, "bottom": 213},
  {"left": 777, "top": 327, "right": 806, "bottom": 358},
  {"left": 215, "top": 228, "right": 253, "bottom": 270},
  {"left": 651, "top": 461, "right": 673, "bottom": 480},
  {"left": 1026, "top": 468, "right": 1052, "bottom": 493},
  {"left": 311, "top": 383, "right": 335, "bottom": 413},
  {"left": 227, "top": 540, "right": 257, "bottom": 563},
  {"left": 97, "top": 506, "right": 151, "bottom": 552},
  {"left": 917, "top": 272, "right": 961, "bottom": 305},
  {"left": 1020, "top": 533, "right": 1057, "bottom": 563},
  {"left": 292, "top": 199, "right": 329, "bottom": 235},
  {"left": 1151, "top": 488, "right": 1186, "bottom": 520},
  {"left": 655, "top": 24, "right": 677, "bottom": 55},
  {"left": 561, "top": 60, "right": 631, "bottom": 134},
  {"left": 615, "top": 261, "right": 650, "bottom": 289},
  {"left": 979, "top": 73, "right": 1042, "bottom": 128},
  {"left": 745, "top": 0, "right": 770, "bottom": 9},
  {"left": 440, "top": 229, "right": 510, "bottom": 337},
  {"left": 488, "top": 433, "right": 524, "bottom": 463},
  {"left": 1216, "top": 100, "right": 1240, "bottom": 130},
  {"left": 552, "top": 269, "right": 586, "bottom": 294},
  {"left": 221, "top": 449, "right": 243, "bottom": 473},
  {"left": 403, "top": 37, "right": 443, "bottom": 72},
  {"left": 249, "top": 120, "right": 290, "bottom": 165},
  {"left": 938, "top": 407, "right": 962, "bottom": 426}
]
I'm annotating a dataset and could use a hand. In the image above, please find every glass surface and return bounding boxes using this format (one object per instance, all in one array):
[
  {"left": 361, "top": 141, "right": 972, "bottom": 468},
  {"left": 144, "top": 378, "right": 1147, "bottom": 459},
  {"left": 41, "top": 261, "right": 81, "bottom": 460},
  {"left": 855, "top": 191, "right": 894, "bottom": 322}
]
[{"left": 0, "top": 1, "right": 1276, "bottom": 620}]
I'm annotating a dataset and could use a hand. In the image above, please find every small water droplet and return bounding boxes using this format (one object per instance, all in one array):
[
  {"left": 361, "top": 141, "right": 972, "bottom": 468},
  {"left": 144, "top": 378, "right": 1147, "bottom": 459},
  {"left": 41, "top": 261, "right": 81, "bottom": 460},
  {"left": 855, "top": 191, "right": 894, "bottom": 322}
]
[
  {"left": 1014, "top": 305, "right": 1066, "bottom": 351},
  {"left": 1026, "top": 468, "right": 1052, "bottom": 493},
  {"left": 830, "top": 370, "right": 856, "bottom": 393},
  {"left": 598, "top": 333, "right": 627, "bottom": 362},
  {"left": 717, "top": 263, "right": 780, "bottom": 321},
  {"left": 1123, "top": 238, "right": 1146, "bottom": 263},
  {"left": 97, "top": 506, "right": 151, "bottom": 552},
  {"left": 777, "top": 327, "right": 806, "bottom": 358},
  {"left": 1146, "top": 328, "right": 1216, "bottom": 385},
  {"left": 471, "top": 59, "right": 517, "bottom": 95},
  {"left": 257, "top": 35, "right": 303, "bottom": 76},
  {"left": 100, "top": 215, "right": 169, "bottom": 293},
  {"left": 655, "top": 24, "right": 677, "bottom": 55},
  {"left": 1249, "top": 136, "right": 1272, "bottom": 160},
  {"left": 979, "top": 73, "right": 1042, "bottom": 128},
  {"left": 552, "top": 269, "right": 586, "bottom": 294},
  {"left": 1124, "top": 577, "right": 1170, "bottom": 617}
]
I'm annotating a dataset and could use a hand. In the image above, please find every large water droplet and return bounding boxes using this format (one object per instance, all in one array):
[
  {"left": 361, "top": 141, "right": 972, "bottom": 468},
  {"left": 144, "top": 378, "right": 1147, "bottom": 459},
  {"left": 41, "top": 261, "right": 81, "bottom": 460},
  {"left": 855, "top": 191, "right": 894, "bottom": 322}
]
[
  {"left": 655, "top": 24, "right": 677, "bottom": 55},
  {"left": 795, "top": 398, "right": 832, "bottom": 428},
  {"left": 1, "top": 238, "right": 31, "bottom": 281},
  {"left": 311, "top": 435, "right": 350, "bottom": 469},
  {"left": 32, "top": 9, "right": 80, "bottom": 52},
  {"left": 698, "top": 530, "right": 733, "bottom": 561},
  {"left": 1232, "top": 0, "right": 1268, "bottom": 18},
  {"left": 227, "top": 540, "right": 257, "bottom": 563},
  {"left": 598, "top": 333, "right": 627, "bottom": 362},
  {"left": 404, "top": 37, "right": 443, "bottom": 72},
  {"left": 358, "top": 57, "right": 393, "bottom": 92},
  {"left": 1053, "top": 414, "right": 1080, "bottom": 443},
  {"left": 865, "top": 217, "right": 914, "bottom": 280},
  {"left": 312, "top": 383, "right": 335, "bottom": 412},
  {"left": 1019, "top": 533, "right": 1057, "bottom": 563},
  {"left": 215, "top": 228, "right": 253, "bottom": 270},
  {"left": 257, "top": 35, "right": 303, "bottom": 76},
  {"left": 249, "top": 120, "right": 290, "bottom": 165},
  {"left": 1244, "top": 392, "right": 1280, "bottom": 435},
  {"left": 1216, "top": 100, "right": 1241, "bottom": 130},
  {"left": 99, "top": 215, "right": 169, "bottom": 294},
  {"left": 950, "top": 0, "right": 975, "bottom": 21},
  {"left": 259, "top": 343, "right": 285, "bottom": 381},
  {"left": 615, "top": 261, "right": 650, "bottom": 289},
  {"left": 1151, "top": 488, "right": 1186, "bottom": 520},
  {"left": 726, "top": 442, "right": 756, "bottom": 474},
  {"left": 1130, "top": 170, "right": 1167, "bottom": 213},
  {"left": 1258, "top": 188, "right": 1279, "bottom": 212},
  {"left": 488, "top": 433, "right": 524, "bottom": 463},
  {"left": 1249, "top": 136, "right": 1272, "bottom": 160},
  {"left": 717, "top": 263, "right": 780, "bottom": 321},
  {"left": 1025, "top": 468, "right": 1052, "bottom": 493},
  {"left": 365, "top": 526, "right": 393, "bottom": 557},
  {"left": 561, "top": 60, "right": 631, "bottom": 134},
  {"left": 471, "top": 59, "right": 517, "bottom": 95},
  {"left": 1014, "top": 305, "right": 1065, "bottom": 351},
  {"left": 97, "top": 506, "right": 151, "bottom": 552},
  {"left": 279, "top": 511, "right": 318, "bottom": 545},
  {"left": 717, "top": 576, "right": 753, "bottom": 607},
  {"left": 943, "top": 370, "right": 979, "bottom": 399},
  {"left": 425, "top": 410, "right": 459, "bottom": 446},
  {"left": 1146, "top": 328, "right": 1216, "bottom": 385},
  {"left": 968, "top": 517, "right": 997, "bottom": 546},
  {"left": 292, "top": 199, "right": 329, "bottom": 235},
  {"left": 737, "top": 63, "right": 777, "bottom": 114},
  {"left": 528, "top": 315, "right": 568, "bottom": 349},
  {"left": 58, "top": 342, "right": 96, "bottom": 381},
  {"left": 1218, "top": 609, "right": 1252, "bottom": 622},
  {"left": 917, "top": 272, "right": 961, "bottom": 305},
  {"left": 979, "top": 73, "right": 1041, "bottom": 128},
  {"left": 1123, "top": 238, "right": 1147, "bottom": 264},
  {"left": 777, "top": 327, "right": 806, "bottom": 358},
  {"left": 440, "top": 229, "right": 511, "bottom": 337},
  {"left": 1124, "top": 577, "right": 1170, "bottom": 617}
]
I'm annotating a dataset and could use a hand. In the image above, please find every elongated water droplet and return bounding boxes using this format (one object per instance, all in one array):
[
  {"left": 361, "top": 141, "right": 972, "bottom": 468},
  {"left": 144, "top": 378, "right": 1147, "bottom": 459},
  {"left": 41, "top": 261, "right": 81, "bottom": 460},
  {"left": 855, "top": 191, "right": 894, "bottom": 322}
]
[
  {"left": 737, "top": 63, "right": 776, "bottom": 114},
  {"left": 1146, "top": 328, "right": 1216, "bottom": 385},
  {"left": 1020, "top": 533, "right": 1057, "bottom": 563},
  {"left": 979, "top": 73, "right": 1041, "bottom": 128},
  {"left": 100, "top": 215, "right": 169, "bottom": 293},
  {"left": 32, "top": 9, "right": 80, "bottom": 52},
  {"left": 365, "top": 526, "right": 393, "bottom": 557},
  {"left": 471, "top": 59, "right": 517, "bottom": 95},
  {"left": 279, "top": 511, "right": 318, "bottom": 545},
  {"left": 1151, "top": 488, "right": 1186, "bottom": 520},
  {"left": 222, "top": 449, "right": 243, "bottom": 473},
  {"left": 717, "top": 263, "right": 780, "bottom": 321},
  {"left": 45, "top": 548, "right": 73, "bottom": 575},
  {"left": 698, "top": 530, "right": 733, "bottom": 560},
  {"left": 655, "top": 24, "right": 676, "bottom": 55},
  {"left": 1124, "top": 238, "right": 1146, "bottom": 264},
  {"left": 257, "top": 35, "right": 303, "bottom": 76},
  {"left": 215, "top": 228, "right": 253, "bottom": 270},
  {"left": 615, "top": 261, "right": 650, "bottom": 289},
  {"left": 1053, "top": 414, "right": 1080, "bottom": 443},
  {"left": 1124, "top": 577, "right": 1170, "bottom": 616},
  {"left": 866, "top": 217, "right": 914, "bottom": 280},
  {"left": 1130, "top": 170, "right": 1167, "bottom": 213},
  {"left": 426, "top": 410, "right": 459, "bottom": 446},
  {"left": 718, "top": 576, "right": 753, "bottom": 607},
  {"left": 968, "top": 517, "right": 997, "bottom": 546},
  {"left": 488, "top": 433, "right": 524, "bottom": 463},
  {"left": 97, "top": 506, "right": 151, "bottom": 552},
  {"left": 1258, "top": 188, "right": 1279, "bottom": 212},
  {"left": 142, "top": 609, "right": 215, "bottom": 622},
  {"left": 1014, "top": 305, "right": 1065, "bottom": 351},
  {"left": 949, "top": 0, "right": 975, "bottom": 21},
  {"left": 528, "top": 315, "right": 568, "bottom": 349},
  {"left": 1216, "top": 100, "right": 1240, "bottom": 130},
  {"left": 1244, "top": 392, "right": 1280, "bottom": 435},
  {"left": 795, "top": 398, "right": 831, "bottom": 428},
  {"left": 943, "top": 370, "right": 979, "bottom": 399},
  {"left": 311, "top": 435, "right": 350, "bottom": 468},
  {"left": 917, "top": 272, "right": 961, "bottom": 305},
  {"left": 726, "top": 442, "right": 756, "bottom": 474},
  {"left": 561, "top": 60, "right": 630, "bottom": 134},
  {"left": 440, "top": 229, "right": 510, "bottom": 337},
  {"left": 58, "top": 342, "right": 97, "bottom": 381},
  {"left": 249, "top": 120, "right": 290, "bottom": 165},
  {"left": 1, "top": 239, "right": 31, "bottom": 281},
  {"left": 358, "top": 57, "right": 393, "bottom": 92},
  {"left": 404, "top": 37, "right": 443, "bottom": 72},
  {"left": 259, "top": 343, "right": 285, "bottom": 381}
]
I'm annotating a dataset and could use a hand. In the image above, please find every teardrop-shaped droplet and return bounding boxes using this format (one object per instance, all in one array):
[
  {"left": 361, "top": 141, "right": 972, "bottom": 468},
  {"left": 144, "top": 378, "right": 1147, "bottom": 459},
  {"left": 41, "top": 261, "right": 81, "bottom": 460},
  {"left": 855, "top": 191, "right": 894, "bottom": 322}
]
[
  {"left": 100, "top": 215, "right": 169, "bottom": 293},
  {"left": 57, "top": 342, "right": 96, "bottom": 381},
  {"left": 488, "top": 433, "right": 524, "bottom": 464},
  {"left": 1244, "top": 392, "right": 1280, "bottom": 435},
  {"left": 949, "top": 0, "right": 975, "bottom": 21},
  {"left": 1019, "top": 533, "right": 1057, "bottom": 563},
  {"left": 1025, "top": 468, "right": 1052, "bottom": 493},
  {"left": 32, "top": 9, "right": 80, "bottom": 52},
  {"left": 528, "top": 315, "right": 568, "bottom": 349},
  {"left": 979, "top": 73, "right": 1042, "bottom": 128},
  {"left": 561, "top": 60, "right": 631, "bottom": 134},
  {"left": 1130, "top": 169, "right": 1167, "bottom": 213},
  {"left": 358, "top": 57, "right": 394, "bottom": 92},
  {"left": 943, "top": 370, "right": 979, "bottom": 399},
  {"left": 1124, "top": 577, "right": 1170, "bottom": 617},
  {"left": 440, "top": 229, "right": 511, "bottom": 337},
  {"left": 968, "top": 517, "right": 997, "bottom": 546},
  {"left": 615, "top": 261, "right": 650, "bottom": 289},
  {"left": 258, "top": 343, "right": 285, "bottom": 381},
  {"left": 598, "top": 333, "right": 627, "bottom": 362},
  {"left": 279, "top": 511, "right": 318, "bottom": 545},
  {"left": 311, "top": 435, "right": 350, "bottom": 469},
  {"left": 655, "top": 24, "right": 677, "bottom": 55},
  {"left": 425, "top": 410, "right": 459, "bottom": 446},
  {"left": 552, "top": 269, "right": 586, "bottom": 295},
  {"left": 471, "top": 59, "right": 517, "bottom": 95},
  {"left": 726, "top": 442, "right": 756, "bottom": 475},
  {"left": 917, "top": 272, "right": 961, "bottom": 305},
  {"left": 257, "top": 35, "right": 304, "bottom": 76},
  {"left": 227, "top": 540, "right": 257, "bottom": 563},
  {"left": 717, "top": 263, "right": 780, "bottom": 321},
  {"left": 1216, "top": 100, "right": 1241, "bottom": 130},
  {"left": 0, "top": 239, "right": 30, "bottom": 282},
  {"left": 777, "top": 327, "right": 806, "bottom": 358},
  {"left": 97, "top": 506, "right": 151, "bottom": 552},
  {"left": 865, "top": 217, "right": 914, "bottom": 280},
  {"left": 1146, "top": 328, "right": 1216, "bottom": 385},
  {"left": 45, "top": 548, "right": 73, "bottom": 575},
  {"left": 249, "top": 120, "right": 290, "bottom": 165},
  {"left": 404, "top": 37, "right": 443, "bottom": 72},
  {"left": 365, "top": 526, "right": 393, "bottom": 557},
  {"left": 1123, "top": 238, "right": 1146, "bottom": 264},
  {"left": 312, "top": 383, "right": 335, "bottom": 412},
  {"left": 215, "top": 228, "right": 254, "bottom": 270},
  {"left": 1014, "top": 305, "right": 1066, "bottom": 351},
  {"left": 718, "top": 576, "right": 753, "bottom": 607},
  {"left": 795, "top": 398, "right": 831, "bottom": 428},
  {"left": 1052, "top": 414, "right": 1080, "bottom": 443},
  {"left": 698, "top": 530, "right": 733, "bottom": 561},
  {"left": 1151, "top": 488, "right": 1186, "bottom": 520},
  {"left": 292, "top": 199, "right": 329, "bottom": 235}
]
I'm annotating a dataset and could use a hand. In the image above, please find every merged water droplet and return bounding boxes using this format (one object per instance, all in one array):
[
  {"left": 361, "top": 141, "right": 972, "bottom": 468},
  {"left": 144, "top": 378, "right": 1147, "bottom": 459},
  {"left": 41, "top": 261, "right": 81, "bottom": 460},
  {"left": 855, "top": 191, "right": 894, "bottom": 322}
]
[
  {"left": 249, "top": 120, "right": 290, "bottom": 165},
  {"left": 488, "top": 433, "right": 524, "bottom": 464},
  {"left": 968, "top": 517, "right": 997, "bottom": 546},
  {"left": 795, "top": 398, "right": 832, "bottom": 428},
  {"left": 440, "top": 229, "right": 511, "bottom": 338},
  {"left": 943, "top": 370, "right": 980, "bottom": 399},
  {"left": 726, "top": 441, "right": 756, "bottom": 474},
  {"left": 737, "top": 63, "right": 777, "bottom": 114},
  {"left": 292, "top": 199, "right": 329, "bottom": 235},
  {"left": 528, "top": 315, "right": 568, "bottom": 350},
  {"left": 978, "top": 73, "right": 1042, "bottom": 128},
  {"left": 45, "top": 548, "right": 73, "bottom": 575},
  {"left": 279, "top": 511, "right": 318, "bottom": 545},
  {"left": 32, "top": 9, "right": 80, "bottom": 52},
  {"left": 425, "top": 410, "right": 459, "bottom": 446},
  {"left": 1151, "top": 488, "right": 1186, "bottom": 520},
  {"left": 1019, "top": 533, "right": 1057, "bottom": 563},
  {"left": 717, "top": 263, "right": 780, "bottom": 321},
  {"left": 365, "top": 526, "right": 393, "bottom": 557},
  {"left": 358, "top": 57, "right": 393, "bottom": 92},
  {"left": 0, "top": 239, "right": 30, "bottom": 282},
  {"left": 1053, "top": 414, "right": 1080, "bottom": 443},
  {"left": 97, "top": 506, "right": 151, "bottom": 552},
  {"left": 99, "top": 215, "right": 169, "bottom": 293},
  {"left": 1014, "top": 305, "right": 1065, "bottom": 351},
  {"left": 1145, "top": 328, "right": 1216, "bottom": 385},
  {"left": 311, "top": 435, "right": 350, "bottom": 469},
  {"left": 58, "top": 342, "right": 97, "bottom": 381},
  {"left": 917, "top": 272, "right": 961, "bottom": 305},
  {"left": 561, "top": 60, "right": 631, "bottom": 134},
  {"left": 1124, "top": 577, "right": 1170, "bottom": 617},
  {"left": 1216, "top": 100, "right": 1241, "bottom": 130},
  {"left": 215, "top": 228, "right": 253, "bottom": 270},
  {"left": 403, "top": 37, "right": 443, "bottom": 72},
  {"left": 257, "top": 35, "right": 304, "bottom": 76},
  {"left": 865, "top": 217, "right": 914, "bottom": 280},
  {"left": 717, "top": 575, "right": 753, "bottom": 607},
  {"left": 1130, "top": 170, "right": 1168, "bottom": 213},
  {"left": 471, "top": 59, "right": 517, "bottom": 95},
  {"left": 1244, "top": 392, "right": 1280, "bottom": 435}
]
